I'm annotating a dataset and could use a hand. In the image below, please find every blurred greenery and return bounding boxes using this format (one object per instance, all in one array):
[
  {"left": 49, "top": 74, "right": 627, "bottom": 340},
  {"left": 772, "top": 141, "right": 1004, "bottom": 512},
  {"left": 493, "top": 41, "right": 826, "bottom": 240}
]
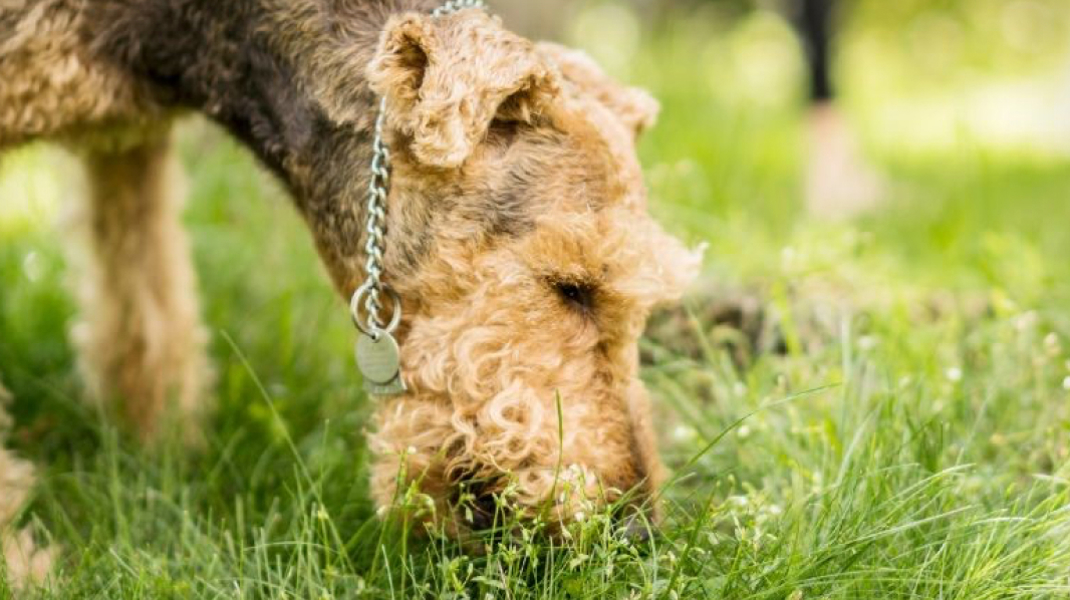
[{"left": 2, "top": 0, "right": 1070, "bottom": 597}]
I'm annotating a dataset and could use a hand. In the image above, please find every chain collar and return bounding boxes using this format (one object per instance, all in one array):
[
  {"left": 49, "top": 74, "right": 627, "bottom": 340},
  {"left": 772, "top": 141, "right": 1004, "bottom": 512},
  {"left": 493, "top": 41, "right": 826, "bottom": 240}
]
[
  {"left": 432, "top": 0, "right": 488, "bottom": 18},
  {"left": 349, "top": 96, "right": 395, "bottom": 340},
  {"left": 350, "top": 0, "right": 489, "bottom": 395}
]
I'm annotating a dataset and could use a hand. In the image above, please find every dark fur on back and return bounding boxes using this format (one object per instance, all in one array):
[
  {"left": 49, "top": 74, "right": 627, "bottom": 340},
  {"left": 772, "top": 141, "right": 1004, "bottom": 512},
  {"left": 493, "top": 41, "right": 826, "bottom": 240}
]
[
  {"left": 82, "top": 0, "right": 446, "bottom": 286},
  {"left": 0, "top": 0, "right": 700, "bottom": 547}
]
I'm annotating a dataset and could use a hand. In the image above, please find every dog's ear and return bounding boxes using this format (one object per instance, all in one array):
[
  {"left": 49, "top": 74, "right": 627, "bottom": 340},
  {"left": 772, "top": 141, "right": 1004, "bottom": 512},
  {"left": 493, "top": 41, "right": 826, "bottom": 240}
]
[
  {"left": 536, "top": 43, "right": 659, "bottom": 139},
  {"left": 367, "top": 10, "right": 558, "bottom": 169}
]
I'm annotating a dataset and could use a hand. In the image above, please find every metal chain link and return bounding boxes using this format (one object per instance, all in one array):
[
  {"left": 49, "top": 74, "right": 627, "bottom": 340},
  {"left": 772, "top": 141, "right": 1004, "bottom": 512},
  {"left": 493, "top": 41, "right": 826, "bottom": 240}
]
[
  {"left": 356, "top": 96, "right": 392, "bottom": 338},
  {"left": 352, "top": 0, "right": 489, "bottom": 339},
  {"left": 431, "top": 0, "right": 486, "bottom": 18}
]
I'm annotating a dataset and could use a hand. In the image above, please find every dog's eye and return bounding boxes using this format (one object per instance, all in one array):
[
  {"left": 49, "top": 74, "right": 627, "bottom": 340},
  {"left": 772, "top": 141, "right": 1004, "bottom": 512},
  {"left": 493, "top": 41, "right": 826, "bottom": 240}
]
[{"left": 554, "top": 280, "right": 595, "bottom": 312}]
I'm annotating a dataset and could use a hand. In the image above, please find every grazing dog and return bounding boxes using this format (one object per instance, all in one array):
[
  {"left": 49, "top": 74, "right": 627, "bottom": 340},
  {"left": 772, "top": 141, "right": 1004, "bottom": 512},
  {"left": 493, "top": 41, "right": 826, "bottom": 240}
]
[{"left": 0, "top": 0, "right": 700, "bottom": 560}]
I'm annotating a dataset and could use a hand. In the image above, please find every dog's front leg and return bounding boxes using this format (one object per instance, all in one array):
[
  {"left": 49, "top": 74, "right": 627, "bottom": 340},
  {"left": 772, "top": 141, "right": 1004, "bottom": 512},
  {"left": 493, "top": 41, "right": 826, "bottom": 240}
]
[{"left": 68, "top": 126, "right": 211, "bottom": 444}]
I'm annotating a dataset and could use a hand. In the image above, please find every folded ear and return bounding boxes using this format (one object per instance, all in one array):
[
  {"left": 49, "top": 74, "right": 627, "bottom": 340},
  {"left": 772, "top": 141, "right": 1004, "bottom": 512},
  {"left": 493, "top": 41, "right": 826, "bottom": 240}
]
[
  {"left": 536, "top": 43, "right": 659, "bottom": 139},
  {"left": 367, "top": 10, "right": 558, "bottom": 169}
]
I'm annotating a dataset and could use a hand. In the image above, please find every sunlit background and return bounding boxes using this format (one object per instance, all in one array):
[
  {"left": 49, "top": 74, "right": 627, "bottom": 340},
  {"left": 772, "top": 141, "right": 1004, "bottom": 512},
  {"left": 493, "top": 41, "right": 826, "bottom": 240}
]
[{"left": 507, "top": 0, "right": 1070, "bottom": 153}]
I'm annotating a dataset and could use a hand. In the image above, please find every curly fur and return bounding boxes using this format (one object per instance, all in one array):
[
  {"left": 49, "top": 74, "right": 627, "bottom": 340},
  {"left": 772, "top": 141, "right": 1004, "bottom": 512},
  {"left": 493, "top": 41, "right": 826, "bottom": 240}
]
[
  {"left": 365, "top": 15, "right": 703, "bottom": 525},
  {"left": 368, "top": 10, "right": 558, "bottom": 167},
  {"left": 0, "top": 0, "right": 699, "bottom": 539},
  {"left": 372, "top": 207, "right": 700, "bottom": 526},
  {"left": 0, "top": 0, "right": 159, "bottom": 147}
]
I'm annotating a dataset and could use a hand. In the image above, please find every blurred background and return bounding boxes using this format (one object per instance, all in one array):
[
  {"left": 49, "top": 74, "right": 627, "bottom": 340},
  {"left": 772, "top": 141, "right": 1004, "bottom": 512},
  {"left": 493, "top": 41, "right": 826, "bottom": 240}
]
[
  {"left": 497, "top": 0, "right": 1070, "bottom": 303},
  {"left": 501, "top": 0, "right": 1070, "bottom": 160}
]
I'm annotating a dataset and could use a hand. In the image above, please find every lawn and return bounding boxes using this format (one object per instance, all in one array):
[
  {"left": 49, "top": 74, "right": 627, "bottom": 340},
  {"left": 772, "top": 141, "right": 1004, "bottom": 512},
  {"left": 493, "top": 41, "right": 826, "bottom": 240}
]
[{"left": 2, "top": 1, "right": 1070, "bottom": 598}]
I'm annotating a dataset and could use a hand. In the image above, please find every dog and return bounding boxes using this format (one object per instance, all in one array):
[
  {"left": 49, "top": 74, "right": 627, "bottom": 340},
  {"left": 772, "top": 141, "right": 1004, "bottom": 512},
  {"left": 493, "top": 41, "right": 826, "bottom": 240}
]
[{"left": 0, "top": 0, "right": 701, "bottom": 568}]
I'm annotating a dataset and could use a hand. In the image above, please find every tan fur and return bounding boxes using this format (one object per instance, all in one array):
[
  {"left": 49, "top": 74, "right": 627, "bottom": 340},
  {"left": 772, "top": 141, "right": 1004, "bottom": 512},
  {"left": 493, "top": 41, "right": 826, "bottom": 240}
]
[
  {"left": 368, "top": 10, "right": 558, "bottom": 168},
  {"left": 1, "top": 0, "right": 201, "bottom": 439},
  {"left": 0, "top": 0, "right": 699, "bottom": 541},
  {"left": 536, "top": 43, "right": 660, "bottom": 139},
  {"left": 0, "top": 380, "right": 56, "bottom": 591},
  {"left": 367, "top": 13, "right": 702, "bottom": 529},
  {"left": 67, "top": 129, "right": 210, "bottom": 442},
  {"left": 372, "top": 207, "right": 699, "bottom": 526},
  {"left": 0, "top": 0, "right": 159, "bottom": 149}
]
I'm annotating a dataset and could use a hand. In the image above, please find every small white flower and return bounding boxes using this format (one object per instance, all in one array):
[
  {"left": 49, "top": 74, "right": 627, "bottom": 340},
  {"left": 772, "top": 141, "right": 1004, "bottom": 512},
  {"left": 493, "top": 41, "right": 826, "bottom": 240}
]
[
  {"left": 729, "top": 495, "right": 749, "bottom": 507},
  {"left": 737, "top": 425, "right": 752, "bottom": 439},
  {"left": 946, "top": 367, "right": 963, "bottom": 382},
  {"left": 1062, "top": 376, "right": 1070, "bottom": 391}
]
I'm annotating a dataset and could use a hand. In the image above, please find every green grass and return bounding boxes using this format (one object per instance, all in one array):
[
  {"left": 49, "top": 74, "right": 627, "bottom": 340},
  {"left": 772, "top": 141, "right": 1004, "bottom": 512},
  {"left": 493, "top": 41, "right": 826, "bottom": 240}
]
[{"left": 3, "top": 3, "right": 1070, "bottom": 598}]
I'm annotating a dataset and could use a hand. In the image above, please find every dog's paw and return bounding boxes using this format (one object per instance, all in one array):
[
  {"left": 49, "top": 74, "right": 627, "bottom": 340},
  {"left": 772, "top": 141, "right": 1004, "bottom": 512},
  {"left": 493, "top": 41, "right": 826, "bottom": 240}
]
[
  {"left": 0, "top": 380, "right": 55, "bottom": 594},
  {"left": 2, "top": 527, "right": 56, "bottom": 593}
]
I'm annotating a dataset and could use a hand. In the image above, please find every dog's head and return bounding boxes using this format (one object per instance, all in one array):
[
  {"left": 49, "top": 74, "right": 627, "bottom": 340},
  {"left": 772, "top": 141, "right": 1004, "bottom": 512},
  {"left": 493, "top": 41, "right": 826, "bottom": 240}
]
[{"left": 358, "top": 9, "right": 701, "bottom": 536}]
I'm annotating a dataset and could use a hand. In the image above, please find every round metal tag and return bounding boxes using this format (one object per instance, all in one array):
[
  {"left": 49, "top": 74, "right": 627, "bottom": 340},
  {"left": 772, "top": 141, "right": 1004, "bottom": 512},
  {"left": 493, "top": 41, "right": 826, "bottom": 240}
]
[{"left": 355, "top": 332, "right": 401, "bottom": 384}]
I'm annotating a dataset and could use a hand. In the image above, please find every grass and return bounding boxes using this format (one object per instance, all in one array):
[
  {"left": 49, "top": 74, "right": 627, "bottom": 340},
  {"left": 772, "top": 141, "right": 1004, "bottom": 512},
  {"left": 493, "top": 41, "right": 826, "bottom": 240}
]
[{"left": 3, "top": 2, "right": 1070, "bottom": 598}]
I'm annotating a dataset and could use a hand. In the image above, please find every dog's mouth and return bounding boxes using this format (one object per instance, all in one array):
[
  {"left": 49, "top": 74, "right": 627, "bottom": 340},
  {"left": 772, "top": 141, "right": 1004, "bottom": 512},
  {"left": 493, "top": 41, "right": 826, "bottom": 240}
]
[
  {"left": 449, "top": 475, "right": 656, "bottom": 541},
  {"left": 465, "top": 491, "right": 504, "bottom": 532},
  {"left": 451, "top": 476, "right": 509, "bottom": 532}
]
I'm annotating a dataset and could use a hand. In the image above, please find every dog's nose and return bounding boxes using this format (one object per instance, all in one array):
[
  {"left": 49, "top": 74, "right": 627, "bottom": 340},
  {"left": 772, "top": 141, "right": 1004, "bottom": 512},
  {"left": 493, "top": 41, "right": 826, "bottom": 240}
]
[
  {"left": 468, "top": 493, "right": 500, "bottom": 531},
  {"left": 621, "top": 512, "right": 655, "bottom": 542}
]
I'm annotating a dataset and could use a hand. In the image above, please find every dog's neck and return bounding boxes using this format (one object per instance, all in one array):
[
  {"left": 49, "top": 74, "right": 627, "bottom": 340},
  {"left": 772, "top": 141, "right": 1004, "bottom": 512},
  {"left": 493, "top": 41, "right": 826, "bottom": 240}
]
[{"left": 89, "top": 0, "right": 441, "bottom": 293}]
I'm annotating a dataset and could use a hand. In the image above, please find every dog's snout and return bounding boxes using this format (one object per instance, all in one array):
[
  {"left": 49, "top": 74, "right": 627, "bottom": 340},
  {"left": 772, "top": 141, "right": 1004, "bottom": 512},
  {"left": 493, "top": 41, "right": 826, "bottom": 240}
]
[
  {"left": 468, "top": 492, "right": 500, "bottom": 531},
  {"left": 615, "top": 500, "right": 657, "bottom": 543},
  {"left": 622, "top": 513, "right": 654, "bottom": 542},
  {"left": 454, "top": 474, "right": 508, "bottom": 532}
]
